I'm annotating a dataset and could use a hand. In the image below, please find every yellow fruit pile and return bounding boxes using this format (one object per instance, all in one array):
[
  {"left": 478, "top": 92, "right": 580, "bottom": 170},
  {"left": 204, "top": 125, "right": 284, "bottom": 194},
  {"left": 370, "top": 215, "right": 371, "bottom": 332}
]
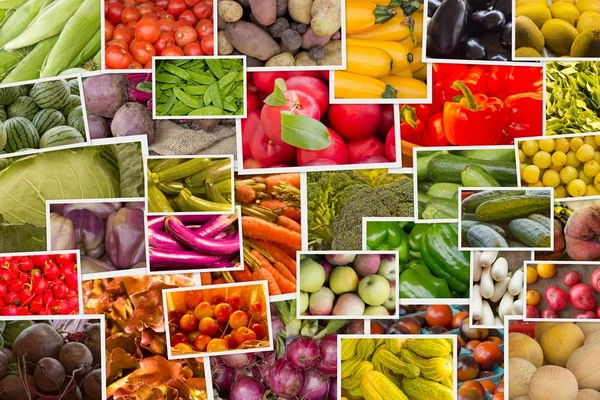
[
  {"left": 334, "top": 0, "right": 427, "bottom": 100},
  {"left": 517, "top": 135, "right": 600, "bottom": 198},
  {"left": 514, "top": 0, "right": 600, "bottom": 57}
]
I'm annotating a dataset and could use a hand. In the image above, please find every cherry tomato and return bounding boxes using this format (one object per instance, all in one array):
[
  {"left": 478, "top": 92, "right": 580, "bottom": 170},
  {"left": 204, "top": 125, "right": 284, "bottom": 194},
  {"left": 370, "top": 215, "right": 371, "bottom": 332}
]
[
  {"left": 106, "top": 2, "right": 125, "bottom": 24},
  {"left": 121, "top": 6, "right": 140, "bottom": 23},
  {"left": 192, "top": 2, "right": 212, "bottom": 19},
  {"left": 200, "top": 33, "right": 213, "bottom": 54},
  {"left": 140, "top": 12, "right": 159, "bottom": 21},
  {"left": 161, "top": 44, "right": 184, "bottom": 55},
  {"left": 156, "top": 0, "right": 169, "bottom": 8},
  {"left": 106, "top": 45, "right": 133, "bottom": 69},
  {"left": 195, "top": 19, "right": 213, "bottom": 38},
  {"left": 452, "top": 311, "right": 469, "bottom": 329},
  {"left": 185, "top": 0, "right": 200, "bottom": 6},
  {"left": 105, "top": 21, "right": 114, "bottom": 41},
  {"left": 458, "top": 355, "right": 480, "bottom": 382},
  {"left": 135, "top": 18, "right": 160, "bottom": 42},
  {"left": 183, "top": 42, "right": 204, "bottom": 55},
  {"left": 167, "top": 0, "right": 187, "bottom": 16},
  {"left": 137, "top": 2, "right": 155, "bottom": 15},
  {"left": 158, "top": 17, "right": 175, "bottom": 32},
  {"left": 107, "top": 39, "right": 129, "bottom": 50},
  {"left": 178, "top": 9, "right": 197, "bottom": 26},
  {"left": 153, "top": 32, "right": 175, "bottom": 53},
  {"left": 425, "top": 305, "right": 453, "bottom": 329},
  {"left": 130, "top": 40, "right": 156, "bottom": 64},
  {"left": 460, "top": 381, "right": 486, "bottom": 399},
  {"left": 113, "top": 27, "right": 133, "bottom": 44},
  {"left": 175, "top": 25, "right": 197, "bottom": 47}
]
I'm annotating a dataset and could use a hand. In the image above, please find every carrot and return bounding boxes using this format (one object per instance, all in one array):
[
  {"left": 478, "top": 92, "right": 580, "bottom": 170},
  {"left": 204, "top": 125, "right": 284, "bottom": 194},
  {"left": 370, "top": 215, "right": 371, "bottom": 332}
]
[
  {"left": 251, "top": 269, "right": 281, "bottom": 295},
  {"left": 265, "top": 174, "right": 301, "bottom": 193},
  {"left": 273, "top": 261, "right": 296, "bottom": 283},
  {"left": 283, "top": 207, "right": 301, "bottom": 222},
  {"left": 200, "top": 273, "right": 212, "bottom": 285},
  {"left": 251, "top": 249, "right": 296, "bottom": 294},
  {"left": 236, "top": 185, "right": 257, "bottom": 204},
  {"left": 254, "top": 239, "right": 297, "bottom": 276},
  {"left": 213, "top": 276, "right": 226, "bottom": 284},
  {"left": 259, "top": 199, "right": 288, "bottom": 210},
  {"left": 231, "top": 263, "right": 253, "bottom": 282},
  {"left": 242, "top": 216, "right": 301, "bottom": 248},
  {"left": 277, "top": 215, "right": 301, "bottom": 233},
  {"left": 276, "top": 242, "right": 299, "bottom": 258}
]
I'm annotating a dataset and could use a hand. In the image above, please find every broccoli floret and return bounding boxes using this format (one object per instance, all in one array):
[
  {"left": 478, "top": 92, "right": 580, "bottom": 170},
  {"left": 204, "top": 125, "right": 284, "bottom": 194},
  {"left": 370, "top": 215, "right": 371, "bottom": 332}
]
[
  {"left": 378, "top": 179, "right": 415, "bottom": 216},
  {"left": 331, "top": 229, "right": 363, "bottom": 251}
]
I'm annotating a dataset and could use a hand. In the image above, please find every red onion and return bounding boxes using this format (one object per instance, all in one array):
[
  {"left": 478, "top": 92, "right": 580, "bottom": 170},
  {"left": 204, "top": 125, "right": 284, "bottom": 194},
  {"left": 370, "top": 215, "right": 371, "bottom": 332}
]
[
  {"left": 271, "top": 317, "right": 285, "bottom": 338},
  {"left": 251, "top": 362, "right": 270, "bottom": 383},
  {"left": 211, "top": 358, "right": 235, "bottom": 392},
  {"left": 287, "top": 336, "right": 320, "bottom": 370},
  {"left": 328, "top": 377, "right": 337, "bottom": 400},
  {"left": 269, "top": 358, "right": 304, "bottom": 398},
  {"left": 298, "top": 368, "right": 330, "bottom": 400},
  {"left": 317, "top": 334, "right": 337, "bottom": 377},
  {"left": 229, "top": 377, "right": 265, "bottom": 400},
  {"left": 221, "top": 353, "right": 255, "bottom": 369}
]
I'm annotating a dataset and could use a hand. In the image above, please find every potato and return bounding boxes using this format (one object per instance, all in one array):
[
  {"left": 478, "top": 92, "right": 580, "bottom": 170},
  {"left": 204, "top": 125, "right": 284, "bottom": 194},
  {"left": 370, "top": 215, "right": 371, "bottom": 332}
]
[
  {"left": 289, "top": 0, "right": 313, "bottom": 24},
  {"left": 276, "top": 0, "right": 288, "bottom": 16},
  {"left": 301, "top": 27, "right": 331, "bottom": 50},
  {"left": 318, "top": 40, "right": 342, "bottom": 65},
  {"left": 249, "top": 0, "right": 276, "bottom": 25},
  {"left": 247, "top": 56, "right": 266, "bottom": 67},
  {"left": 218, "top": 31, "right": 234, "bottom": 54},
  {"left": 266, "top": 52, "right": 295, "bottom": 66},
  {"left": 225, "top": 21, "right": 281, "bottom": 60},
  {"left": 311, "top": 0, "right": 341, "bottom": 36},
  {"left": 219, "top": 0, "right": 243, "bottom": 22},
  {"left": 295, "top": 51, "right": 318, "bottom": 66},
  {"left": 236, "top": 0, "right": 250, "bottom": 7}
]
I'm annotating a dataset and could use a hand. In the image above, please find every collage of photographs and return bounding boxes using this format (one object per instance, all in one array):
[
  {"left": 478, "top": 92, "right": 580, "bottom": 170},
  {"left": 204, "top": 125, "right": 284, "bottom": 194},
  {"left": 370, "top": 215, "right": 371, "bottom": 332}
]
[{"left": 0, "top": 0, "right": 598, "bottom": 399}]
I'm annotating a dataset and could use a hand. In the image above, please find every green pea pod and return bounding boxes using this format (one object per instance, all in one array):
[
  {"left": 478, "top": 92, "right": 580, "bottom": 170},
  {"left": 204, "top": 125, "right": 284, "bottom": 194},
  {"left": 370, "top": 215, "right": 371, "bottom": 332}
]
[
  {"left": 155, "top": 72, "right": 181, "bottom": 83},
  {"left": 174, "top": 87, "right": 204, "bottom": 108},
  {"left": 188, "top": 70, "right": 216, "bottom": 84},
  {"left": 162, "top": 61, "right": 190, "bottom": 80},
  {"left": 162, "top": 91, "right": 176, "bottom": 116},
  {"left": 189, "top": 106, "right": 223, "bottom": 116},
  {"left": 185, "top": 85, "right": 208, "bottom": 95},
  {"left": 206, "top": 58, "right": 224, "bottom": 78},
  {"left": 408, "top": 224, "right": 430, "bottom": 252},
  {"left": 400, "top": 262, "right": 453, "bottom": 299}
]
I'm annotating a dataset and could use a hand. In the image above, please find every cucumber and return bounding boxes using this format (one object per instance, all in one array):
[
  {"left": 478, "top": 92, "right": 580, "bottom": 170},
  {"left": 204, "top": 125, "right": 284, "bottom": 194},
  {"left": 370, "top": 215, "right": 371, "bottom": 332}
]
[
  {"left": 528, "top": 214, "right": 551, "bottom": 231},
  {"left": 462, "top": 190, "right": 527, "bottom": 213},
  {"left": 507, "top": 240, "right": 526, "bottom": 247},
  {"left": 422, "top": 198, "right": 458, "bottom": 219},
  {"left": 462, "top": 213, "right": 477, "bottom": 221},
  {"left": 461, "top": 221, "right": 506, "bottom": 238},
  {"left": 427, "top": 183, "right": 462, "bottom": 199},
  {"left": 418, "top": 191, "right": 434, "bottom": 204},
  {"left": 428, "top": 154, "right": 518, "bottom": 184},
  {"left": 461, "top": 165, "right": 500, "bottom": 187},
  {"left": 452, "top": 149, "right": 515, "bottom": 162},
  {"left": 417, "top": 150, "right": 448, "bottom": 180},
  {"left": 418, "top": 181, "right": 434, "bottom": 192},
  {"left": 475, "top": 195, "right": 551, "bottom": 222},
  {"left": 509, "top": 218, "right": 552, "bottom": 247},
  {"left": 467, "top": 225, "right": 509, "bottom": 248}
]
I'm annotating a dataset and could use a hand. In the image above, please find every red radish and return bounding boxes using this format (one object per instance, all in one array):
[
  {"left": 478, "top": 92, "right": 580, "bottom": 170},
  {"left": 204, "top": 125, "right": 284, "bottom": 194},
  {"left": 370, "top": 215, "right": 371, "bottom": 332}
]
[
  {"left": 541, "top": 309, "right": 559, "bottom": 318},
  {"left": 577, "top": 311, "right": 596, "bottom": 319},
  {"left": 29, "top": 296, "right": 44, "bottom": 314},
  {"left": 51, "top": 280, "right": 70, "bottom": 300},
  {"left": 55, "top": 254, "right": 74, "bottom": 265},
  {"left": 597, "top": 305, "right": 600, "bottom": 318},
  {"left": 4, "top": 292, "right": 19, "bottom": 306},
  {"left": 2, "top": 305, "right": 18, "bottom": 316},
  {"left": 570, "top": 283, "right": 597, "bottom": 311},
  {"left": 16, "top": 308, "right": 30, "bottom": 316},
  {"left": 18, "top": 289, "right": 33, "bottom": 305},
  {"left": 43, "top": 262, "right": 61, "bottom": 281},
  {"left": 53, "top": 297, "right": 79, "bottom": 314},
  {"left": 31, "top": 255, "right": 53, "bottom": 268},
  {"left": 591, "top": 268, "right": 600, "bottom": 293},
  {"left": 526, "top": 305, "right": 540, "bottom": 318},
  {"left": 250, "top": 126, "right": 296, "bottom": 167},
  {"left": 14, "top": 257, "right": 34, "bottom": 272},
  {"left": 296, "top": 128, "right": 349, "bottom": 166},
  {"left": 32, "top": 277, "right": 47, "bottom": 295},
  {"left": 65, "top": 272, "right": 78, "bottom": 291},
  {"left": 385, "top": 126, "right": 396, "bottom": 162},
  {"left": 545, "top": 286, "right": 569, "bottom": 311},
  {"left": 285, "top": 76, "right": 329, "bottom": 115},
  {"left": 260, "top": 90, "right": 320, "bottom": 143},
  {"left": 0, "top": 269, "right": 10, "bottom": 283},
  {"left": 563, "top": 270, "right": 580, "bottom": 287},
  {"left": 347, "top": 137, "right": 386, "bottom": 163},
  {"left": 378, "top": 105, "right": 395, "bottom": 136},
  {"left": 7, "top": 266, "right": 20, "bottom": 279},
  {"left": 0, "top": 284, "right": 7, "bottom": 298},
  {"left": 251, "top": 72, "right": 288, "bottom": 93},
  {"left": 328, "top": 104, "right": 381, "bottom": 141},
  {"left": 43, "top": 290, "right": 56, "bottom": 307},
  {"left": 7, "top": 279, "right": 23, "bottom": 293}
]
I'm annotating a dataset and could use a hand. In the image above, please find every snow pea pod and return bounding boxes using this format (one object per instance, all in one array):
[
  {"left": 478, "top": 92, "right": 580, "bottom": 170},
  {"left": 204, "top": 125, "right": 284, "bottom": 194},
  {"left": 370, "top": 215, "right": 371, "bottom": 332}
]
[{"left": 174, "top": 87, "right": 204, "bottom": 108}]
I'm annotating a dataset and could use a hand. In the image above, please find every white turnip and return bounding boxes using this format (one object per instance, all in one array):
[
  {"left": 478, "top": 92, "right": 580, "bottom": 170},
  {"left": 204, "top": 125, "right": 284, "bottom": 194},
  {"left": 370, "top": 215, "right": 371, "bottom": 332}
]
[
  {"left": 0, "top": 375, "right": 38, "bottom": 400},
  {"left": 34, "top": 357, "right": 65, "bottom": 392},
  {"left": 111, "top": 102, "right": 155, "bottom": 143},
  {"left": 82, "top": 369, "right": 102, "bottom": 400},
  {"left": 83, "top": 74, "right": 128, "bottom": 118},
  {"left": 58, "top": 342, "right": 93, "bottom": 377},
  {"left": 82, "top": 323, "right": 101, "bottom": 365},
  {"left": 12, "top": 324, "right": 64, "bottom": 366}
]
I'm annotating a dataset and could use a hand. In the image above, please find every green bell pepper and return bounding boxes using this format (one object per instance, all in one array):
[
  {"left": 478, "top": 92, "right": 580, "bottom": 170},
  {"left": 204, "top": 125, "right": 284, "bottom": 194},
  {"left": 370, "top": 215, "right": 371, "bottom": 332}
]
[
  {"left": 419, "top": 223, "right": 470, "bottom": 293},
  {"left": 366, "top": 221, "right": 409, "bottom": 262},
  {"left": 408, "top": 224, "right": 430, "bottom": 252},
  {"left": 400, "top": 259, "right": 453, "bottom": 298}
]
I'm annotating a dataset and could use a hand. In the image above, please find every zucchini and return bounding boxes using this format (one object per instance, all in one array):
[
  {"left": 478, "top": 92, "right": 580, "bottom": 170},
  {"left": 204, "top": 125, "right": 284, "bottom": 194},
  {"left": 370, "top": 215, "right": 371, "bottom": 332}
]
[
  {"left": 427, "top": 154, "right": 518, "bottom": 184},
  {"left": 507, "top": 240, "right": 526, "bottom": 247},
  {"left": 462, "top": 213, "right": 477, "bottom": 221},
  {"left": 422, "top": 198, "right": 458, "bottom": 219},
  {"left": 461, "top": 165, "right": 500, "bottom": 187},
  {"left": 467, "top": 225, "right": 509, "bottom": 248},
  {"left": 416, "top": 151, "right": 448, "bottom": 180},
  {"left": 475, "top": 195, "right": 551, "bottom": 222},
  {"left": 418, "top": 181, "right": 434, "bottom": 192},
  {"left": 527, "top": 214, "right": 551, "bottom": 231},
  {"left": 509, "top": 219, "right": 552, "bottom": 247},
  {"left": 418, "top": 191, "right": 434, "bottom": 204},
  {"left": 427, "top": 183, "right": 461, "bottom": 199},
  {"left": 462, "top": 190, "right": 526, "bottom": 213},
  {"left": 452, "top": 149, "right": 515, "bottom": 162},
  {"left": 461, "top": 221, "right": 506, "bottom": 238}
]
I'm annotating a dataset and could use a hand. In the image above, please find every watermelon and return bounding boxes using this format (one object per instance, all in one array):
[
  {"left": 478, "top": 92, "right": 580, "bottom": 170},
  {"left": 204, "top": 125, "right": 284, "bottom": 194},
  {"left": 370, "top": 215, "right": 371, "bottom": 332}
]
[
  {"left": 0, "top": 106, "right": 6, "bottom": 122},
  {"left": 0, "top": 121, "right": 6, "bottom": 151},
  {"left": 39, "top": 126, "right": 84, "bottom": 148},
  {"left": 68, "top": 79, "right": 80, "bottom": 96},
  {"left": 60, "top": 95, "right": 81, "bottom": 116},
  {"left": 0, "top": 86, "right": 21, "bottom": 106},
  {"left": 7, "top": 97, "right": 39, "bottom": 121},
  {"left": 32, "top": 109, "right": 66, "bottom": 135},
  {"left": 67, "top": 106, "right": 85, "bottom": 135},
  {"left": 29, "top": 79, "right": 70, "bottom": 110},
  {"left": 15, "top": 85, "right": 30, "bottom": 97},
  {"left": 4, "top": 117, "right": 39, "bottom": 152}
]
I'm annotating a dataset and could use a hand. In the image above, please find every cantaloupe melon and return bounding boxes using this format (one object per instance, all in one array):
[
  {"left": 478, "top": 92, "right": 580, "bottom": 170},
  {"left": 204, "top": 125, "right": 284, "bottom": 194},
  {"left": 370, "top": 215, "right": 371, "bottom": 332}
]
[
  {"left": 576, "top": 322, "right": 600, "bottom": 338},
  {"left": 584, "top": 330, "right": 600, "bottom": 345},
  {"left": 529, "top": 365, "right": 579, "bottom": 400},
  {"left": 535, "top": 322, "right": 557, "bottom": 339},
  {"left": 566, "top": 344, "right": 600, "bottom": 391},
  {"left": 539, "top": 323, "right": 585, "bottom": 367},
  {"left": 509, "top": 333, "right": 544, "bottom": 368},
  {"left": 510, "top": 357, "right": 538, "bottom": 399},
  {"left": 577, "top": 389, "right": 600, "bottom": 400}
]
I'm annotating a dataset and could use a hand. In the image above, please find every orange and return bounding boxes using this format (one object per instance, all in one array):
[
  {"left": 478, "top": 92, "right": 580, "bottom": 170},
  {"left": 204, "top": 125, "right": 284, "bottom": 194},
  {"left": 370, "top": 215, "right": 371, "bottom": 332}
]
[
  {"left": 527, "top": 289, "right": 541, "bottom": 306},
  {"left": 536, "top": 263, "right": 556, "bottom": 279},
  {"left": 526, "top": 266, "right": 538, "bottom": 284}
]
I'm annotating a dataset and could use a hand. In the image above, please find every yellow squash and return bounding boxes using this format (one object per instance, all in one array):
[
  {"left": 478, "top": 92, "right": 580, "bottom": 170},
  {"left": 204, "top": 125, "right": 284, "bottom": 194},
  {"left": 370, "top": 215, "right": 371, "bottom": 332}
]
[
  {"left": 347, "top": 1, "right": 398, "bottom": 34},
  {"left": 409, "top": 46, "right": 425, "bottom": 71},
  {"left": 400, "top": 32, "right": 418, "bottom": 49},
  {"left": 412, "top": 65, "right": 427, "bottom": 81},
  {"left": 348, "top": 14, "right": 415, "bottom": 41},
  {"left": 412, "top": 10, "right": 423, "bottom": 44},
  {"left": 347, "top": 45, "right": 393, "bottom": 77},
  {"left": 393, "top": 68, "right": 413, "bottom": 78},
  {"left": 378, "top": 75, "right": 428, "bottom": 98},
  {"left": 347, "top": 38, "right": 413, "bottom": 73},
  {"left": 334, "top": 71, "right": 398, "bottom": 98}
]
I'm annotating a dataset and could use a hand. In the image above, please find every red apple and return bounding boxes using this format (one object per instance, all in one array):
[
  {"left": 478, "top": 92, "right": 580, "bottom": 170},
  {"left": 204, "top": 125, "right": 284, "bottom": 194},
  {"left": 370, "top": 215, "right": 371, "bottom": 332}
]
[
  {"left": 260, "top": 90, "right": 320, "bottom": 143},
  {"left": 563, "top": 270, "right": 580, "bottom": 287},
  {"left": 591, "top": 268, "right": 600, "bottom": 293},
  {"left": 296, "top": 128, "right": 349, "bottom": 166},
  {"left": 577, "top": 311, "right": 597, "bottom": 319},
  {"left": 545, "top": 286, "right": 569, "bottom": 311},
  {"left": 541, "top": 309, "right": 559, "bottom": 318},
  {"left": 285, "top": 76, "right": 329, "bottom": 116},
  {"left": 570, "top": 283, "right": 597, "bottom": 311},
  {"left": 526, "top": 305, "right": 540, "bottom": 318}
]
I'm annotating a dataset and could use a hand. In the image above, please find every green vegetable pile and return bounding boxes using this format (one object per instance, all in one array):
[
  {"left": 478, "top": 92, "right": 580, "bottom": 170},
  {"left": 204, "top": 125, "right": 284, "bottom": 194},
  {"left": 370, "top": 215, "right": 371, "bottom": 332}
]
[
  {"left": 154, "top": 58, "right": 245, "bottom": 117},
  {"left": 366, "top": 220, "right": 470, "bottom": 299},
  {"left": 307, "top": 169, "right": 413, "bottom": 251},
  {"left": 546, "top": 61, "right": 600, "bottom": 135},
  {"left": 416, "top": 148, "right": 518, "bottom": 220}
]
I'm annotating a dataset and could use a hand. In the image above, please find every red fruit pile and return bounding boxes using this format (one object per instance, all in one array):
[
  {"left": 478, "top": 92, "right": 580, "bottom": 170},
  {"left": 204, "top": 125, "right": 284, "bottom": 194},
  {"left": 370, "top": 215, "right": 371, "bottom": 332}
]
[
  {"left": 169, "top": 289, "right": 268, "bottom": 353},
  {"left": 0, "top": 254, "right": 79, "bottom": 316},
  {"left": 104, "top": 0, "right": 214, "bottom": 69},
  {"left": 241, "top": 71, "right": 397, "bottom": 169}
]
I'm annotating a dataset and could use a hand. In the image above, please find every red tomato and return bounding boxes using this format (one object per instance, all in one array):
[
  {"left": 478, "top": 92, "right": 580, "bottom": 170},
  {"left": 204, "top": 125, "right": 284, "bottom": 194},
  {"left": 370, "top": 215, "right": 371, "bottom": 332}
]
[
  {"left": 425, "top": 305, "right": 453, "bottom": 328},
  {"left": 137, "top": 2, "right": 155, "bottom": 15},
  {"left": 156, "top": 9, "right": 172, "bottom": 19},
  {"left": 113, "top": 27, "right": 133, "bottom": 44},
  {"left": 473, "top": 342, "right": 504, "bottom": 371},
  {"left": 105, "top": 21, "right": 114, "bottom": 41},
  {"left": 153, "top": 32, "right": 175, "bottom": 53},
  {"left": 204, "top": 0, "right": 213, "bottom": 6},
  {"left": 106, "top": 45, "right": 132, "bottom": 69},
  {"left": 178, "top": 10, "right": 197, "bottom": 26},
  {"left": 107, "top": 39, "right": 129, "bottom": 50},
  {"left": 121, "top": 6, "right": 140, "bottom": 23},
  {"left": 123, "top": 0, "right": 138, "bottom": 7},
  {"left": 106, "top": 2, "right": 125, "bottom": 24},
  {"left": 161, "top": 45, "right": 184, "bottom": 56},
  {"left": 195, "top": 19, "right": 213, "bottom": 38},
  {"left": 167, "top": 0, "right": 187, "bottom": 16},
  {"left": 156, "top": 0, "right": 169, "bottom": 8},
  {"left": 200, "top": 33, "right": 213, "bottom": 55},
  {"left": 140, "top": 12, "right": 159, "bottom": 21},
  {"left": 129, "top": 60, "right": 143, "bottom": 69},
  {"left": 155, "top": 6, "right": 166, "bottom": 14},
  {"left": 144, "top": 59, "right": 152, "bottom": 69},
  {"left": 173, "top": 19, "right": 192, "bottom": 30},
  {"left": 135, "top": 19, "right": 160, "bottom": 42},
  {"left": 130, "top": 40, "right": 156, "bottom": 64},
  {"left": 184, "top": 42, "right": 204, "bottom": 55},
  {"left": 175, "top": 25, "right": 197, "bottom": 47},
  {"left": 158, "top": 17, "right": 175, "bottom": 32},
  {"left": 192, "top": 2, "right": 212, "bottom": 19},
  {"left": 184, "top": 0, "right": 200, "bottom": 6}
]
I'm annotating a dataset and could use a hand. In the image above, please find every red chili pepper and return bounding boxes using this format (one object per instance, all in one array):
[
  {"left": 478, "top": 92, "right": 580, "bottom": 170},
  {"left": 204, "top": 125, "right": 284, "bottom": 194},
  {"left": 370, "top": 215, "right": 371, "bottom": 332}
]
[
  {"left": 399, "top": 105, "right": 429, "bottom": 143},
  {"left": 503, "top": 92, "right": 543, "bottom": 138},
  {"left": 443, "top": 81, "right": 504, "bottom": 146},
  {"left": 488, "top": 66, "right": 543, "bottom": 100},
  {"left": 419, "top": 112, "right": 450, "bottom": 146}
]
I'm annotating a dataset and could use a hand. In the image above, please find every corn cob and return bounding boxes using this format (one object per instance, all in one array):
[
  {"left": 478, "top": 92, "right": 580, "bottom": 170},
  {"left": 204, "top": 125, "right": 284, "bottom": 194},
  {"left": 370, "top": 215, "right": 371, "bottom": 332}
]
[
  {"left": 2, "top": 36, "right": 58, "bottom": 83},
  {"left": 0, "top": 0, "right": 50, "bottom": 48}
]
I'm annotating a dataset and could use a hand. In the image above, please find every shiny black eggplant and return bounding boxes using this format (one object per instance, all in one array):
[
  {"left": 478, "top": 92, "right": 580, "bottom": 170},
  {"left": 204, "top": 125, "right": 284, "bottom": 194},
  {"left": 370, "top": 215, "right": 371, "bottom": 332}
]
[
  {"left": 427, "top": 0, "right": 469, "bottom": 58},
  {"left": 467, "top": 0, "right": 495, "bottom": 10},
  {"left": 470, "top": 10, "right": 506, "bottom": 33},
  {"left": 463, "top": 37, "right": 487, "bottom": 59},
  {"left": 428, "top": 0, "right": 442, "bottom": 17},
  {"left": 500, "top": 22, "right": 512, "bottom": 49},
  {"left": 493, "top": 0, "right": 511, "bottom": 19}
]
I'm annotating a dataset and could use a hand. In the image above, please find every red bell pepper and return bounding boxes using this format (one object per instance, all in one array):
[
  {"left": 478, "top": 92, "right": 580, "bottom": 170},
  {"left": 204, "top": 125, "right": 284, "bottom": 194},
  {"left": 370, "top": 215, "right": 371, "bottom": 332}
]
[
  {"left": 419, "top": 112, "right": 450, "bottom": 146},
  {"left": 487, "top": 66, "right": 543, "bottom": 100},
  {"left": 503, "top": 92, "right": 543, "bottom": 138},
  {"left": 433, "top": 64, "right": 467, "bottom": 82},
  {"left": 434, "top": 66, "right": 488, "bottom": 114},
  {"left": 399, "top": 104, "right": 429, "bottom": 143},
  {"left": 443, "top": 81, "right": 504, "bottom": 146}
]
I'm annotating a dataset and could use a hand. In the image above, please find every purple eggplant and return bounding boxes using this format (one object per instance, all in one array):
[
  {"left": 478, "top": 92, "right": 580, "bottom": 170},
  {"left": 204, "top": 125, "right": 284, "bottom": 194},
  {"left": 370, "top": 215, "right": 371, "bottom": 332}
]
[
  {"left": 65, "top": 209, "right": 106, "bottom": 258},
  {"left": 149, "top": 247, "right": 224, "bottom": 269},
  {"left": 148, "top": 229, "right": 186, "bottom": 251},
  {"left": 147, "top": 216, "right": 166, "bottom": 231},
  {"left": 165, "top": 217, "right": 240, "bottom": 255},
  {"left": 63, "top": 202, "right": 122, "bottom": 220},
  {"left": 105, "top": 208, "right": 146, "bottom": 269},
  {"left": 193, "top": 214, "right": 238, "bottom": 238},
  {"left": 50, "top": 213, "right": 76, "bottom": 251}
]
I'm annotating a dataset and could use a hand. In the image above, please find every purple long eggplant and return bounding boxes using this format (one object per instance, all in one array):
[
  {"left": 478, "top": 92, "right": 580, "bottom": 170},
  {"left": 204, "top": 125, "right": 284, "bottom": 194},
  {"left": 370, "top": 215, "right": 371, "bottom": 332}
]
[
  {"left": 147, "top": 216, "right": 166, "bottom": 231},
  {"left": 105, "top": 208, "right": 146, "bottom": 268},
  {"left": 165, "top": 217, "right": 240, "bottom": 255},
  {"left": 149, "top": 247, "right": 225, "bottom": 268},
  {"left": 193, "top": 214, "right": 238, "bottom": 238},
  {"left": 176, "top": 215, "right": 214, "bottom": 225},
  {"left": 148, "top": 229, "right": 187, "bottom": 251}
]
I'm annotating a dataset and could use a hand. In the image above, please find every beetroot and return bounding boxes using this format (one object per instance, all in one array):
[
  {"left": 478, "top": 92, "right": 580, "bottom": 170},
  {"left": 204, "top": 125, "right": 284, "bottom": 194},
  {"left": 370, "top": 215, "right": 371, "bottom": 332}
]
[
  {"left": 111, "top": 102, "right": 155, "bottom": 143},
  {"left": 58, "top": 342, "right": 93, "bottom": 377},
  {"left": 83, "top": 74, "right": 129, "bottom": 118},
  {"left": 34, "top": 357, "right": 65, "bottom": 391},
  {"left": 82, "top": 369, "right": 102, "bottom": 400},
  {"left": 86, "top": 114, "right": 109, "bottom": 139},
  {"left": 565, "top": 205, "right": 600, "bottom": 260},
  {"left": 12, "top": 324, "right": 64, "bottom": 366}
]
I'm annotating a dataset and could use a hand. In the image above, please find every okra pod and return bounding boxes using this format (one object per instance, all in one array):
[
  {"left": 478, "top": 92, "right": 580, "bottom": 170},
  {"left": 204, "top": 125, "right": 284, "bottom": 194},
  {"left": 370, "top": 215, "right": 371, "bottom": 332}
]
[
  {"left": 179, "top": 189, "right": 233, "bottom": 212},
  {"left": 153, "top": 158, "right": 212, "bottom": 183},
  {"left": 185, "top": 159, "right": 232, "bottom": 186}
]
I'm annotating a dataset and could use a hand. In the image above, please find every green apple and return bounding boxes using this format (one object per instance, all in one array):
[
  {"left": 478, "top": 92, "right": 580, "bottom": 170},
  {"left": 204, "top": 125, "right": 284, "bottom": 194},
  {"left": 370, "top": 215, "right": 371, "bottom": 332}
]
[
  {"left": 358, "top": 274, "right": 391, "bottom": 306},
  {"left": 329, "top": 266, "right": 359, "bottom": 294},
  {"left": 332, "top": 293, "right": 365, "bottom": 316},
  {"left": 299, "top": 258, "right": 325, "bottom": 293},
  {"left": 309, "top": 287, "right": 335, "bottom": 315},
  {"left": 382, "top": 281, "right": 397, "bottom": 311},
  {"left": 363, "top": 305, "right": 389, "bottom": 316},
  {"left": 299, "top": 291, "right": 309, "bottom": 314}
]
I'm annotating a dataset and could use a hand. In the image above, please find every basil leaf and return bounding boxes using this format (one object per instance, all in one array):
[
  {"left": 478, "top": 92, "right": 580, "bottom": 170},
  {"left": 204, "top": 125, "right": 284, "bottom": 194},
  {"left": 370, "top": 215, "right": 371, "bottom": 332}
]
[
  {"left": 263, "top": 78, "right": 287, "bottom": 106},
  {"left": 281, "top": 112, "right": 330, "bottom": 150},
  {"left": 137, "top": 81, "right": 152, "bottom": 93}
]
